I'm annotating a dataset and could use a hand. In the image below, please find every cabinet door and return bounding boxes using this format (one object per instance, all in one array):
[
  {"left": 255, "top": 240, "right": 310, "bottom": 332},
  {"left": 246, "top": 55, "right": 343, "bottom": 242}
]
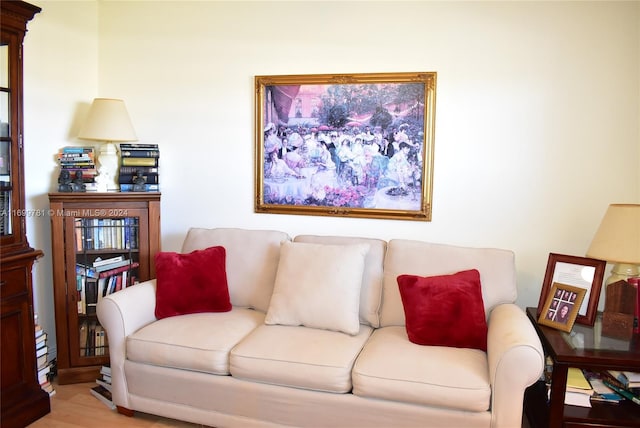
[
  {"left": 0, "top": 31, "right": 26, "bottom": 253},
  {"left": 63, "top": 208, "right": 149, "bottom": 367}
]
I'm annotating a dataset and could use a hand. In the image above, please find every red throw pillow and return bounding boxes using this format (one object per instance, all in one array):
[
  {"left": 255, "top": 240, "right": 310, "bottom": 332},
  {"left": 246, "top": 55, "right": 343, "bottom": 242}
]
[
  {"left": 397, "top": 269, "right": 488, "bottom": 351},
  {"left": 154, "top": 246, "right": 232, "bottom": 319}
]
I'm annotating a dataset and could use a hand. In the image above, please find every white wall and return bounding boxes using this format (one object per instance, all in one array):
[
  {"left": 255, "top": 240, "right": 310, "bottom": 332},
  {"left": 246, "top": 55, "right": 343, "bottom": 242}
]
[
  {"left": 24, "top": 0, "right": 98, "bottom": 358},
  {"left": 23, "top": 1, "right": 639, "bottom": 359}
]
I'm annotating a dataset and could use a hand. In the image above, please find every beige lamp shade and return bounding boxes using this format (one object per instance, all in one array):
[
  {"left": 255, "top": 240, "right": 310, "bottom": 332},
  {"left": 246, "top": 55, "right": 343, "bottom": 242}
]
[
  {"left": 586, "top": 204, "right": 640, "bottom": 264},
  {"left": 78, "top": 98, "right": 137, "bottom": 142}
]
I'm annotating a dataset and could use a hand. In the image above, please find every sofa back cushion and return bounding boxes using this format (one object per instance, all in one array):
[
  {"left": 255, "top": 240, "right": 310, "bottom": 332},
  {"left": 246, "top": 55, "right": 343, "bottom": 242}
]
[
  {"left": 181, "top": 227, "right": 291, "bottom": 312},
  {"left": 380, "top": 239, "right": 517, "bottom": 327},
  {"left": 294, "top": 235, "right": 386, "bottom": 328}
]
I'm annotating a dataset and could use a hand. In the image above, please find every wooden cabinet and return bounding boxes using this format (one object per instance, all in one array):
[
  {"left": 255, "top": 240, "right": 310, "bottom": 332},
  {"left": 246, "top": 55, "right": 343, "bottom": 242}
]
[
  {"left": 49, "top": 192, "right": 161, "bottom": 384},
  {"left": 0, "top": 2, "right": 51, "bottom": 427}
]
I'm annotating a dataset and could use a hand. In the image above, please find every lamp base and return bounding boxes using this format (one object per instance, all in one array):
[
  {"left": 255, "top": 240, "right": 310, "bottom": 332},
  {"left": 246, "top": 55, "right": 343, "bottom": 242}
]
[
  {"left": 605, "top": 263, "right": 640, "bottom": 285},
  {"left": 96, "top": 143, "right": 119, "bottom": 192}
]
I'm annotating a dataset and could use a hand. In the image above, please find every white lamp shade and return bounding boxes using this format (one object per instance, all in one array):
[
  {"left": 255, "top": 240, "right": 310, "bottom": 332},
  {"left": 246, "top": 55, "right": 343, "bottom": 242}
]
[
  {"left": 586, "top": 204, "right": 640, "bottom": 264},
  {"left": 78, "top": 98, "right": 138, "bottom": 142}
]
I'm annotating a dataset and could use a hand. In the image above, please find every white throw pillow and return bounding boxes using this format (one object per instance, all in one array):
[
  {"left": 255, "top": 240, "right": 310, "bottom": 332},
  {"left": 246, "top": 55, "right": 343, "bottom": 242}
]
[{"left": 265, "top": 241, "right": 369, "bottom": 335}]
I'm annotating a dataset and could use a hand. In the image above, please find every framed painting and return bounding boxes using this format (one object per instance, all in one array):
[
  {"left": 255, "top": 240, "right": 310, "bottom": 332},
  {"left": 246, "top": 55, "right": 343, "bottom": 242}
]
[
  {"left": 538, "top": 282, "right": 586, "bottom": 332},
  {"left": 254, "top": 72, "right": 436, "bottom": 221},
  {"left": 536, "top": 253, "right": 606, "bottom": 326}
]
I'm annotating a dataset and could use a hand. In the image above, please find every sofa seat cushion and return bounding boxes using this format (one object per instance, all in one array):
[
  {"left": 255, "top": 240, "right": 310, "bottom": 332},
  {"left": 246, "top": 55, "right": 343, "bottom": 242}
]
[
  {"left": 126, "top": 308, "right": 264, "bottom": 375},
  {"left": 352, "top": 326, "right": 491, "bottom": 412},
  {"left": 230, "top": 324, "right": 373, "bottom": 393}
]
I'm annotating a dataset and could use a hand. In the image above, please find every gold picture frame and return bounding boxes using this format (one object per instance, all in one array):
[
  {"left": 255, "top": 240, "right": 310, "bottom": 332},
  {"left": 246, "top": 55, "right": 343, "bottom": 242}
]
[
  {"left": 538, "top": 282, "right": 587, "bottom": 332},
  {"left": 254, "top": 72, "right": 436, "bottom": 221}
]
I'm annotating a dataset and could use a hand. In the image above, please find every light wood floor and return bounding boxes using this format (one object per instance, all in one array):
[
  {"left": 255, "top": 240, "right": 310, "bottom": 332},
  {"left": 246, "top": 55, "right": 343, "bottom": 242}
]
[{"left": 27, "top": 381, "right": 206, "bottom": 427}]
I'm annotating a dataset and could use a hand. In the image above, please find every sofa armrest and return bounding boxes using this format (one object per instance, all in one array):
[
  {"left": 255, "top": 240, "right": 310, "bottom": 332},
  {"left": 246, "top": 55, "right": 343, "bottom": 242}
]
[
  {"left": 486, "top": 303, "right": 544, "bottom": 428},
  {"left": 96, "top": 279, "right": 158, "bottom": 409}
]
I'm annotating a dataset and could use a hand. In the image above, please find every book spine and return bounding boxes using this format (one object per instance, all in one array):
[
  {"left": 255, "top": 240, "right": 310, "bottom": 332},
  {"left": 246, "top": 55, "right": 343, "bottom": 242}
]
[
  {"left": 61, "top": 146, "right": 95, "bottom": 153},
  {"left": 121, "top": 157, "right": 159, "bottom": 167},
  {"left": 98, "top": 262, "right": 140, "bottom": 278},
  {"left": 120, "top": 150, "right": 160, "bottom": 158},
  {"left": 119, "top": 183, "right": 160, "bottom": 192},
  {"left": 603, "top": 381, "right": 640, "bottom": 406},
  {"left": 60, "top": 164, "right": 97, "bottom": 170},
  {"left": 119, "top": 143, "right": 159, "bottom": 149},
  {"left": 76, "top": 264, "right": 99, "bottom": 278},
  {"left": 119, "top": 166, "right": 159, "bottom": 174},
  {"left": 601, "top": 371, "right": 630, "bottom": 391},
  {"left": 118, "top": 173, "right": 160, "bottom": 184}
]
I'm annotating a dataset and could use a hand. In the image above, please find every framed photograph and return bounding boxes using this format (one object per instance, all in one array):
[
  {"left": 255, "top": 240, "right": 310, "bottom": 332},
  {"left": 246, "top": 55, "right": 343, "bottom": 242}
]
[
  {"left": 254, "top": 72, "right": 436, "bottom": 221},
  {"left": 538, "top": 282, "right": 587, "bottom": 332},
  {"left": 536, "top": 253, "right": 606, "bottom": 326}
]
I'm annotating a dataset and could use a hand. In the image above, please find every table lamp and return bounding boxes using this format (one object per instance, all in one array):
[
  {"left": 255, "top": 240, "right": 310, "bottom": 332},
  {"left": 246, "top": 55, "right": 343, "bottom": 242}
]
[
  {"left": 78, "top": 98, "right": 137, "bottom": 191},
  {"left": 586, "top": 204, "right": 640, "bottom": 285}
]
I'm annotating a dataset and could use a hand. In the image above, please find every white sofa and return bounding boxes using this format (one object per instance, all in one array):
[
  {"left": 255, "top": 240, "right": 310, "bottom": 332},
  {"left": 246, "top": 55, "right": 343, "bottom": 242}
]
[{"left": 97, "top": 227, "right": 544, "bottom": 428}]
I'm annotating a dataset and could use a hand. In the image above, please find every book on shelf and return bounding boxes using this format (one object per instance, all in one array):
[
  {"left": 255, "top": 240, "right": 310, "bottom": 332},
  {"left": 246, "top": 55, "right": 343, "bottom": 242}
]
[
  {"left": 566, "top": 367, "right": 594, "bottom": 395},
  {"left": 119, "top": 166, "right": 158, "bottom": 175},
  {"left": 120, "top": 149, "right": 160, "bottom": 158},
  {"left": 90, "top": 385, "right": 116, "bottom": 410},
  {"left": 37, "top": 354, "right": 48, "bottom": 369},
  {"left": 37, "top": 364, "right": 51, "bottom": 385},
  {"left": 608, "top": 370, "right": 640, "bottom": 390},
  {"left": 75, "top": 217, "right": 139, "bottom": 251},
  {"left": 95, "top": 364, "right": 113, "bottom": 393},
  {"left": 98, "top": 261, "right": 139, "bottom": 279},
  {"left": 59, "top": 146, "right": 95, "bottom": 154},
  {"left": 35, "top": 331, "right": 47, "bottom": 348},
  {"left": 80, "top": 321, "right": 108, "bottom": 357},
  {"left": 119, "top": 143, "right": 159, "bottom": 149},
  {"left": 118, "top": 172, "right": 160, "bottom": 184},
  {"left": 96, "top": 377, "right": 112, "bottom": 392},
  {"left": 85, "top": 278, "right": 98, "bottom": 314},
  {"left": 582, "top": 370, "right": 623, "bottom": 403},
  {"left": 563, "top": 390, "right": 592, "bottom": 407},
  {"left": 119, "top": 183, "right": 160, "bottom": 192},
  {"left": 121, "top": 157, "right": 159, "bottom": 167},
  {"left": 36, "top": 345, "right": 48, "bottom": 358},
  {"left": 41, "top": 381, "right": 56, "bottom": 397},
  {"left": 93, "top": 255, "right": 124, "bottom": 267}
]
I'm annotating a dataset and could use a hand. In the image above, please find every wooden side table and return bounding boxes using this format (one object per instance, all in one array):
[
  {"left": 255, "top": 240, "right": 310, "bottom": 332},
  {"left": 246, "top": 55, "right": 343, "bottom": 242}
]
[{"left": 524, "top": 307, "right": 640, "bottom": 428}]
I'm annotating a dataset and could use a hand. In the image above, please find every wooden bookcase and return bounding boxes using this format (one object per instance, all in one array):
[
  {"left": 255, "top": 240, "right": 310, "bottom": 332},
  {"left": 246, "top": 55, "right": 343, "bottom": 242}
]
[
  {"left": 0, "top": 2, "right": 51, "bottom": 427},
  {"left": 49, "top": 192, "right": 161, "bottom": 384}
]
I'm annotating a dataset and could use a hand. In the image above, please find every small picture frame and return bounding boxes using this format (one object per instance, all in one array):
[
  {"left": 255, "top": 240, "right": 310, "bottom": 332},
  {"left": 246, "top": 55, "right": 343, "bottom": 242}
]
[
  {"left": 536, "top": 253, "right": 606, "bottom": 326},
  {"left": 538, "top": 282, "right": 586, "bottom": 332}
]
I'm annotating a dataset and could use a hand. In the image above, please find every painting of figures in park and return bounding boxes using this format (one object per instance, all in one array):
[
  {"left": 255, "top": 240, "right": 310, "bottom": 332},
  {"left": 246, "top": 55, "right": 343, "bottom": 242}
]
[{"left": 255, "top": 72, "right": 436, "bottom": 221}]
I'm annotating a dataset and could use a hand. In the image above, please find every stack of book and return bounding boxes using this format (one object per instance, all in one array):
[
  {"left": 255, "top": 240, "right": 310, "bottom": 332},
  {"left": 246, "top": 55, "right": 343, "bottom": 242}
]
[
  {"left": 91, "top": 365, "right": 115, "bottom": 410},
  {"left": 76, "top": 255, "right": 139, "bottom": 316},
  {"left": 34, "top": 315, "right": 55, "bottom": 397},
  {"left": 57, "top": 146, "right": 98, "bottom": 191},
  {"left": 602, "top": 370, "right": 640, "bottom": 404},
  {"left": 562, "top": 367, "right": 595, "bottom": 407},
  {"left": 118, "top": 143, "right": 160, "bottom": 192},
  {"left": 582, "top": 370, "right": 624, "bottom": 403}
]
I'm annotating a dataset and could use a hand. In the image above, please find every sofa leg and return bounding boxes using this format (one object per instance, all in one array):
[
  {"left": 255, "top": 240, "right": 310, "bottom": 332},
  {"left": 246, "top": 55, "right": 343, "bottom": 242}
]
[{"left": 116, "top": 406, "right": 135, "bottom": 417}]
